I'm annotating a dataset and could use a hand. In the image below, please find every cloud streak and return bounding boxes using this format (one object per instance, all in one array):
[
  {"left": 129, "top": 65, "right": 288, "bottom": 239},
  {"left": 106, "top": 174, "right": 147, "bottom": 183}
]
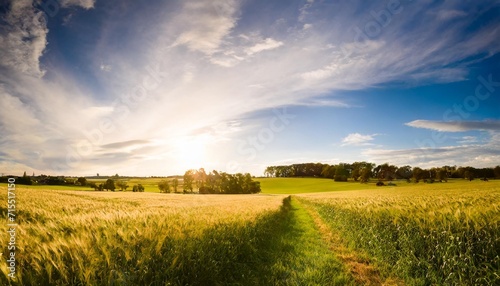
[
  {"left": 342, "top": 133, "right": 378, "bottom": 146},
  {"left": 405, "top": 120, "right": 500, "bottom": 132}
]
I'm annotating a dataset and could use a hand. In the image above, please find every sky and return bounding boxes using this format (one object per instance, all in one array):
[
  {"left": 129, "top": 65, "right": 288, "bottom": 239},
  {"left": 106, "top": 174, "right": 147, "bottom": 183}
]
[{"left": 0, "top": 0, "right": 499, "bottom": 177}]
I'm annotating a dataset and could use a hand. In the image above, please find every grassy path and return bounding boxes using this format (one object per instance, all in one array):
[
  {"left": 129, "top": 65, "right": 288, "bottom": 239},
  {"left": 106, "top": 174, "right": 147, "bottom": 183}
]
[
  {"left": 259, "top": 196, "right": 353, "bottom": 285},
  {"left": 294, "top": 197, "right": 405, "bottom": 286}
]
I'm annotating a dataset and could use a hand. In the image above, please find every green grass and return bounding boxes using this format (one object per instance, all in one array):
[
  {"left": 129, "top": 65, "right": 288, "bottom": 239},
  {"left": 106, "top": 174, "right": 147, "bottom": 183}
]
[
  {"left": 258, "top": 177, "right": 497, "bottom": 194},
  {"left": 262, "top": 197, "right": 352, "bottom": 285},
  {"left": 259, "top": 177, "right": 379, "bottom": 194}
]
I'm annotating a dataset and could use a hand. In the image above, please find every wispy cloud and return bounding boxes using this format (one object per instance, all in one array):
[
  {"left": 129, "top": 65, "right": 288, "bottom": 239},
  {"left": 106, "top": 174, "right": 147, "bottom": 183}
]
[
  {"left": 457, "top": 136, "right": 478, "bottom": 144},
  {"left": 170, "top": 0, "right": 239, "bottom": 55},
  {"left": 60, "top": 0, "right": 96, "bottom": 9},
  {"left": 363, "top": 133, "right": 500, "bottom": 168},
  {"left": 100, "top": 140, "right": 151, "bottom": 150},
  {"left": 245, "top": 38, "right": 283, "bottom": 55},
  {"left": 342, "top": 133, "right": 378, "bottom": 146},
  {"left": 405, "top": 120, "right": 500, "bottom": 132}
]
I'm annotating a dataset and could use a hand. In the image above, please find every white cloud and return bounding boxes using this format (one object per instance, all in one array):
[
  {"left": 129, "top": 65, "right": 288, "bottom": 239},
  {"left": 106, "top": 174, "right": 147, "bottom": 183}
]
[
  {"left": 60, "top": 0, "right": 95, "bottom": 9},
  {"left": 405, "top": 120, "right": 500, "bottom": 132},
  {"left": 171, "top": 0, "right": 239, "bottom": 55},
  {"left": 303, "top": 23, "right": 313, "bottom": 30},
  {"left": 342, "top": 133, "right": 378, "bottom": 146},
  {"left": 0, "top": 0, "right": 48, "bottom": 77},
  {"left": 292, "top": 98, "right": 350, "bottom": 108},
  {"left": 245, "top": 38, "right": 284, "bottom": 55}
]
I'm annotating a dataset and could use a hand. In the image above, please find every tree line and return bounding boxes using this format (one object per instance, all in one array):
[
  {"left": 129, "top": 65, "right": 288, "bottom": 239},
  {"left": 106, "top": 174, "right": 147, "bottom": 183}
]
[
  {"left": 88, "top": 179, "right": 145, "bottom": 192},
  {"left": 158, "top": 169, "right": 261, "bottom": 194},
  {"left": 264, "top": 162, "right": 500, "bottom": 183},
  {"left": 0, "top": 172, "right": 145, "bottom": 192},
  {"left": 0, "top": 172, "right": 84, "bottom": 186}
]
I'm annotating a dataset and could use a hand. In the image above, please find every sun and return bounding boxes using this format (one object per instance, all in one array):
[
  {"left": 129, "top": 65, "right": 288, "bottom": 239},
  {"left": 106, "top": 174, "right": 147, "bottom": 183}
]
[{"left": 174, "top": 136, "right": 209, "bottom": 170}]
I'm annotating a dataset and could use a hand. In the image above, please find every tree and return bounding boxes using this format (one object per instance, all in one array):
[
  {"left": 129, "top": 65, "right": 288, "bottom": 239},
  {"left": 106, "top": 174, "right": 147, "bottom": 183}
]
[
  {"left": 396, "top": 166, "right": 413, "bottom": 181},
  {"left": 412, "top": 167, "right": 424, "bottom": 183},
  {"left": 104, "top": 179, "right": 115, "bottom": 191},
  {"left": 321, "top": 165, "right": 336, "bottom": 179},
  {"left": 132, "top": 184, "right": 145, "bottom": 192},
  {"left": 360, "top": 165, "right": 372, "bottom": 183},
  {"left": 495, "top": 166, "right": 500, "bottom": 179},
  {"left": 183, "top": 170, "right": 195, "bottom": 192},
  {"left": 451, "top": 167, "right": 466, "bottom": 179},
  {"left": 77, "top": 177, "right": 87, "bottom": 186},
  {"left": 351, "top": 167, "right": 360, "bottom": 181},
  {"left": 18, "top": 172, "right": 33, "bottom": 185},
  {"left": 375, "top": 163, "right": 397, "bottom": 181},
  {"left": 464, "top": 170, "right": 475, "bottom": 181},
  {"left": 89, "top": 182, "right": 98, "bottom": 191},
  {"left": 334, "top": 164, "right": 348, "bottom": 182},
  {"left": 352, "top": 162, "right": 375, "bottom": 183},
  {"left": 248, "top": 181, "right": 261, "bottom": 194},
  {"left": 116, "top": 180, "right": 129, "bottom": 191},
  {"left": 436, "top": 168, "right": 448, "bottom": 182},
  {"left": 158, "top": 180, "right": 171, "bottom": 193},
  {"left": 195, "top": 168, "right": 207, "bottom": 191},
  {"left": 172, "top": 178, "right": 179, "bottom": 193}
]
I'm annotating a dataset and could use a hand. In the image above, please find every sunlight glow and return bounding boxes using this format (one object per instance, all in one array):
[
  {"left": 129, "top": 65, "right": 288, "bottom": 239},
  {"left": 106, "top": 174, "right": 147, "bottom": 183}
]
[{"left": 173, "top": 136, "right": 210, "bottom": 171}]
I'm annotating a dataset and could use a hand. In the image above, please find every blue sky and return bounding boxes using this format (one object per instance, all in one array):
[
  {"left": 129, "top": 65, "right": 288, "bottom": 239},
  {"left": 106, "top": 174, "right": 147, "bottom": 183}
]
[{"left": 0, "top": 0, "right": 499, "bottom": 176}]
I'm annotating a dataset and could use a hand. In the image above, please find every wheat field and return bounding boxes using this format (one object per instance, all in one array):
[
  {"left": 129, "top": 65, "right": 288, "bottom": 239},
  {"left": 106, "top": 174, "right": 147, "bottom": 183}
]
[
  {"left": 297, "top": 181, "right": 500, "bottom": 285},
  {"left": 0, "top": 187, "right": 289, "bottom": 285}
]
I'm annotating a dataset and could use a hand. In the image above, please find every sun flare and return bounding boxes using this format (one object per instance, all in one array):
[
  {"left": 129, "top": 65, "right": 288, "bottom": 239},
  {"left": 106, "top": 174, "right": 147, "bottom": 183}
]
[{"left": 174, "top": 136, "right": 209, "bottom": 171}]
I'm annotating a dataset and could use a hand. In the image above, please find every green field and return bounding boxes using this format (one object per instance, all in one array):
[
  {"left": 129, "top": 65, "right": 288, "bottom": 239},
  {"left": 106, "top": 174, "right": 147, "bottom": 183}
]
[
  {"left": 259, "top": 177, "right": 379, "bottom": 194},
  {"left": 260, "top": 177, "right": 496, "bottom": 194},
  {"left": 1, "top": 179, "right": 499, "bottom": 285}
]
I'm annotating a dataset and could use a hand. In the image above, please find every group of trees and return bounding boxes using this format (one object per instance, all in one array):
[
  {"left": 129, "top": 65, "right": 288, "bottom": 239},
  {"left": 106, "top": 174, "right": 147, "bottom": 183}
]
[
  {"left": 178, "top": 168, "right": 261, "bottom": 194},
  {"left": 265, "top": 163, "right": 500, "bottom": 183},
  {"left": 0, "top": 172, "right": 77, "bottom": 186},
  {"left": 158, "top": 178, "right": 179, "bottom": 193},
  {"left": 0, "top": 173, "right": 148, "bottom": 192},
  {"left": 89, "top": 179, "right": 144, "bottom": 192}
]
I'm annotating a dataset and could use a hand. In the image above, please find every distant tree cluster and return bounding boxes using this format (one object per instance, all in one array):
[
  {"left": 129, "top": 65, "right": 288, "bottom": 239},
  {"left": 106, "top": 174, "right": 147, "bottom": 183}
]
[
  {"left": 177, "top": 168, "right": 261, "bottom": 194},
  {"left": 264, "top": 163, "right": 500, "bottom": 183},
  {"left": 157, "top": 178, "right": 179, "bottom": 193},
  {"left": 0, "top": 173, "right": 87, "bottom": 186},
  {"left": 132, "top": 184, "right": 145, "bottom": 192},
  {"left": 89, "top": 179, "right": 135, "bottom": 192}
]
